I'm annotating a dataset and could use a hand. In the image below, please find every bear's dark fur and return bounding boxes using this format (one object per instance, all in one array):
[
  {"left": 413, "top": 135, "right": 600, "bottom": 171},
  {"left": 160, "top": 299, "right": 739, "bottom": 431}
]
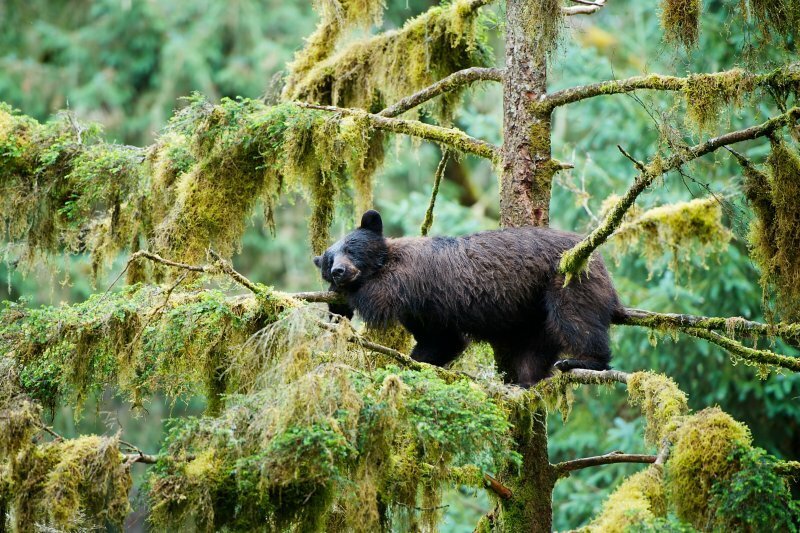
[{"left": 314, "top": 210, "right": 624, "bottom": 386}]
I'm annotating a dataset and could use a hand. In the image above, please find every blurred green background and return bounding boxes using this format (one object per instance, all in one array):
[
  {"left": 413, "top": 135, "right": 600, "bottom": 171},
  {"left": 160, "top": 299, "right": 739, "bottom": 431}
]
[{"left": 1, "top": 0, "right": 797, "bottom": 530}]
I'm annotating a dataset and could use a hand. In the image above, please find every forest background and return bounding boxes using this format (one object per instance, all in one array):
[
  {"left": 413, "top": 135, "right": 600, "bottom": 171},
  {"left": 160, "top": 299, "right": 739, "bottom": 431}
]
[{"left": 0, "top": 0, "right": 797, "bottom": 530}]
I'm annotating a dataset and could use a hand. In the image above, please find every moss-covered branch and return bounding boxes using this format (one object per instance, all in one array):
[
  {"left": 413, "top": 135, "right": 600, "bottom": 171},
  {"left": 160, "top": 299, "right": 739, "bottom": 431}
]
[
  {"left": 558, "top": 107, "right": 800, "bottom": 281},
  {"left": 539, "top": 63, "right": 800, "bottom": 114},
  {"left": 295, "top": 102, "right": 500, "bottom": 161},
  {"left": 681, "top": 327, "right": 800, "bottom": 372},
  {"left": 283, "top": 0, "right": 495, "bottom": 122},
  {"left": 378, "top": 67, "right": 503, "bottom": 118},
  {"left": 621, "top": 308, "right": 800, "bottom": 345}
]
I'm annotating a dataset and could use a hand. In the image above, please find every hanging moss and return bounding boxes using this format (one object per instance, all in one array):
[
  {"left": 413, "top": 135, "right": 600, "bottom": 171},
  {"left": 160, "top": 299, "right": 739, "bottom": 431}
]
[
  {"left": 584, "top": 466, "right": 667, "bottom": 532},
  {"left": 606, "top": 197, "right": 732, "bottom": 280},
  {"left": 744, "top": 136, "right": 800, "bottom": 322},
  {"left": 1, "top": 97, "right": 383, "bottom": 273},
  {"left": 11, "top": 436, "right": 131, "bottom": 532},
  {"left": 0, "top": 284, "right": 274, "bottom": 414},
  {"left": 660, "top": 0, "right": 702, "bottom": 48},
  {"left": 627, "top": 372, "right": 689, "bottom": 446},
  {"left": 664, "top": 408, "right": 751, "bottom": 528},
  {"left": 521, "top": 0, "right": 564, "bottom": 58},
  {"left": 747, "top": 0, "right": 800, "bottom": 42},
  {"left": 683, "top": 69, "right": 755, "bottom": 131},
  {"left": 283, "top": 0, "right": 492, "bottom": 123},
  {"left": 147, "top": 363, "right": 518, "bottom": 532}
]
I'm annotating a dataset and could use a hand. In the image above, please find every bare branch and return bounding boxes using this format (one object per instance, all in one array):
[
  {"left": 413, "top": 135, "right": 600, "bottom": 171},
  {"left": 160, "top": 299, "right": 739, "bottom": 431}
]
[
  {"left": 294, "top": 102, "right": 499, "bottom": 161},
  {"left": 484, "top": 473, "right": 513, "bottom": 499},
  {"left": 555, "top": 451, "right": 656, "bottom": 477},
  {"left": 125, "top": 453, "right": 159, "bottom": 465},
  {"left": 558, "top": 107, "right": 800, "bottom": 280},
  {"left": 562, "top": 3, "right": 605, "bottom": 15},
  {"left": 379, "top": 67, "right": 504, "bottom": 118},
  {"left": 617, "top": 145, "right": 646, "bottom": 173}
]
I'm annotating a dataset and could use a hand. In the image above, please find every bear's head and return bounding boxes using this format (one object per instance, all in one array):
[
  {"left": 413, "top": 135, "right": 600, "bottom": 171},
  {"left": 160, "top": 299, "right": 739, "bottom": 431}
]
[{"left": 313, "top": 210, "right": 388, "bottom": 290}]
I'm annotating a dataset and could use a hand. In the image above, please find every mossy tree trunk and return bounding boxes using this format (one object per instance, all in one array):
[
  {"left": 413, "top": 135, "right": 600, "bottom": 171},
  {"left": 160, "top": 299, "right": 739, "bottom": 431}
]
[{"left": 496, "top": 0, "right": 557, "bottom": 531}]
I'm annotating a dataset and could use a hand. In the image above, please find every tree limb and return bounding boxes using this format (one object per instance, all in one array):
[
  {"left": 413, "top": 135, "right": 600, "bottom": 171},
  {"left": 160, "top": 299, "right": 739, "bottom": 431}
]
[
  {"left": 294, "top": 102, "right": 500, "bottom": 161},
  {"left": 538, "top": 64, "right": 800, "bottom": 111},
  {"left": 775, "top": 460, "right": 800, "bottom": 477},
  {"left": 620, "top": 308, "right": 800, "bottom": 345},
  {"left": 379, "top": 67, "right": 504, "bottom": 118},
  {"left": 681, "top": 327, "right": 800, "bottom": 372},
  {"left": 562, "top": 368, "right": 630, "bottom": 385},
  {"left": 558, "top": 107, "right": 800, "bottom": 280},
  {"left": 554, "top": 451, "right": 656, "bottom": 477}
]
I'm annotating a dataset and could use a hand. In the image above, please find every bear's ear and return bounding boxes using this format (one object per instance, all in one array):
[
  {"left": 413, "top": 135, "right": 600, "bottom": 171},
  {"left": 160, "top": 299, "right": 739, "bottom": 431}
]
[
  {"left": 313, "top": 255, "right": 322, "bottom": 268},
  {"left": 360, "top": 210, "right": 383, "bottom": 235}
]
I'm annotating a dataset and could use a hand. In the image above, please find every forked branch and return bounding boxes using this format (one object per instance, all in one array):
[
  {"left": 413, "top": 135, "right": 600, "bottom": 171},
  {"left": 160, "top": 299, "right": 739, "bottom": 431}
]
[{"left": 558, "top": 107, "right": 800, "bottom": 280}]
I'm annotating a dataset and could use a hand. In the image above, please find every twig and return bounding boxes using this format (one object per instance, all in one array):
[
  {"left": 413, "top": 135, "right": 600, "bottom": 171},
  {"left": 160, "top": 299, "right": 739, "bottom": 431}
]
[
  {"left": 617, "top": 145, "right": 646, "bottom": 173},
  {"left": 562, "top": 3, "right": 605, "bottom": 15},
  {"left": 420, "top": 150, "right": 451, "bottom": 236},
  {"left": 558, "top": 108, "right": 800, "bottom": 280},
  {"left": 124, "top": 453, "right": 159, "bottom": 465},
  {"left": 208, "top": 249, "right": 262, "bottom": 294},
  {"left": 554, "top": 451, "right": 656, "bottom": 477},
  {"left": 37, "top": 422, "right": 64, "bottom": 442},
  {"left": 294, "top": 102, "right": 499, "bottom": 162},
  {"left": 681, "top": 327, "right": 800, "bottom": 372},
  {"left": 483, "top": 473, "right": 513, "bottom": 499},
  {"left": 379, "top": 67, "right": 504, "bottom": 118}
]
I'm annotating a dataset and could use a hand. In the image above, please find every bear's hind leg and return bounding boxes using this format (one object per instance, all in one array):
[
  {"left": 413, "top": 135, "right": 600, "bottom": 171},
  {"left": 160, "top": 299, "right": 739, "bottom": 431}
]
[{"left": 491, "top": 334, "right": 559, "bottom": 388}]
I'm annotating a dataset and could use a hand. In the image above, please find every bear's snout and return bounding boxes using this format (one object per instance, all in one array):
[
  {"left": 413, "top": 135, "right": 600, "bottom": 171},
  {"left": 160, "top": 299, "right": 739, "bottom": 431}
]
[
  {"left": 331, "top": 265, "right": 346, "bottom": 280},
  {"left": 330, "top": 258, "right": 360, "bottom": 286}
]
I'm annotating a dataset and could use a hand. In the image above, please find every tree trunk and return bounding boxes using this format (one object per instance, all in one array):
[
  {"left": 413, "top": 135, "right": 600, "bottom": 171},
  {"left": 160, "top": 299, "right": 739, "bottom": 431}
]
[
  {"left": 496, "top": 0, "right": 557, "bottom": 531},
  {"left": 501, "top": 0, "right": 554, "bottom": 229}
]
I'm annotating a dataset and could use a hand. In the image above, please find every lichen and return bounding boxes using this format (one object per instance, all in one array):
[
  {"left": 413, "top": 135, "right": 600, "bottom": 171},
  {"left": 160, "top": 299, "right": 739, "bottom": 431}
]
[
  {"left": 660, "top": 0, "right": 702, "bottom": 48},
  {"left": 283, "top": 0, "right": 492, "bottom": 123},
  {"left": 606, "top": 197, "right": 732, "bottom": 280},
  {"left": 627, "top": 372, "right": 689, "bottom": 446},
  {"left": 683, "top": 69, "right": 755, "bottom": 131},
  {"left": 520, "top": 0, "right": 564, "bottom": 58},
  {"left": 747, "top": 0, "right": 800, "bottom": 42},
  {"left": 583, "top": 465, "right": 666, "bottom": 532}
]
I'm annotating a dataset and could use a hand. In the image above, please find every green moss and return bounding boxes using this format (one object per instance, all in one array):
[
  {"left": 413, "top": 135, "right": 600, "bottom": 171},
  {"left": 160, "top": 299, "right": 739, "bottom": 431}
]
[
  {"left": 11, "top": 436, "right": 131, "bottom": 532},
  {"left": 283, "top": 0, "right": 492, "bottom": 123},
  {"left": 744, "top": 136, "right": 800, "bottom": 322},
  {"left": 660, "top": 0, "right": 701, "bottom": 48},
  {"left": 627, "top": 372, "right": 689, "bottom": 446},
  {"left": 584, "top": 466, "right": 666, "bottom": 532},
  {"left": 683, "top": 69, "right": 755, "bottom": 131},
  {"left": 747, "top": 0, "right": 800, "bottom": 42},
  {"left": 520, "top": 0, "right": 564, "bottom": 58},
  {"left": 147, "top": 362, "right": 518, "bottom": 531},
  {"left": 664, "top": 408, "right": 751, "bottom": 528},
  {"left": 607, "top": 197, "right": 732, "bottom": 280}
]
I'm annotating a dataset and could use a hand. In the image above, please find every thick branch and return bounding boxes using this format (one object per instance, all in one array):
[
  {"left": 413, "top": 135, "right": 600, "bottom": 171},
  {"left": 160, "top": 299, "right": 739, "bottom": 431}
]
[
  {"left": 295, "top": 102, "right": 499, "bottom": 161},
  {"left": 558, "top": 108, "right": 800, "bottom": 279},
  {"left": 554, "top": 451, "right": 656, "bottom": 477},
  {"left": 775, "top": 460, "right": 800, "bottom": 477},
  {"left": 379, "top": 67, "right": 504, "bottom": 118}
]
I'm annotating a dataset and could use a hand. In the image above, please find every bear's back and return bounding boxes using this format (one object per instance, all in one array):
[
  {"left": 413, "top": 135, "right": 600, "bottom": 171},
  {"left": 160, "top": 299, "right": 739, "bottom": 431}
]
[{"left": 353, "top": 226, "right": 617, "bottom": 336}]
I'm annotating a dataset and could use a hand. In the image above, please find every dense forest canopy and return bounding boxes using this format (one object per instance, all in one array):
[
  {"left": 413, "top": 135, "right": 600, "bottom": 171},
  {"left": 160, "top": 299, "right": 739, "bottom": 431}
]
[{"left": 1, "top": 0, "right": 799, "bottom": 531}]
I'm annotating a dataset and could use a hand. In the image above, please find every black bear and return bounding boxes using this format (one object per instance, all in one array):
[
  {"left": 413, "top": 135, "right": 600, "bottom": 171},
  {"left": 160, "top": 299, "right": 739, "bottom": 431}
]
[{"left": 313, "top": 210, "right": 623, "bottom": 386}]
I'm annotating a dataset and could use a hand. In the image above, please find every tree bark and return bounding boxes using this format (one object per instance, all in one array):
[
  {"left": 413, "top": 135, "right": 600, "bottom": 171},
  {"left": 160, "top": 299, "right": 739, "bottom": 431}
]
[
  {"left": 500, "top": 0, "right": 554, "bottom": 228},
  {"left": 496, "top": 0, "right": 557, "bottom": 530}
]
